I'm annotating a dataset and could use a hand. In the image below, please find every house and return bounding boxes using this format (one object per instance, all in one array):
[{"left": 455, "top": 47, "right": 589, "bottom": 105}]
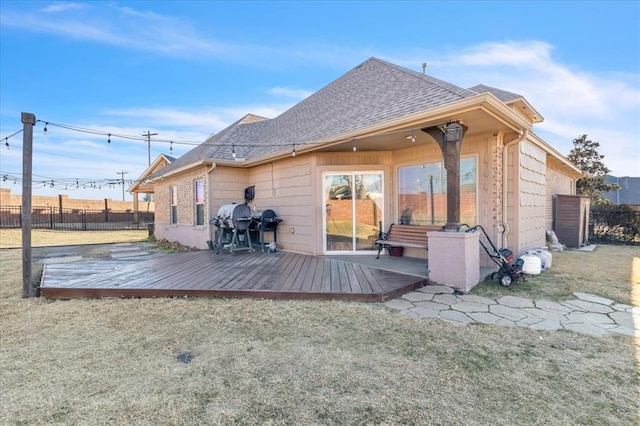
[
  {"left": 139, "top": 57, "right": 581, "bottom": 266},
  {"left": 602, "top": 176, "right": 640, "bottom": 205},
  {"left": 129, "top": 153, "right": 175, "bottom": 212}
]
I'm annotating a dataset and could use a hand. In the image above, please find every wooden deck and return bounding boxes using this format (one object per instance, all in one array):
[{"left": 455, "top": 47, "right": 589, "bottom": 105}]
[{"left": 40, "top": 250, "right": 428, "bottom": 302}]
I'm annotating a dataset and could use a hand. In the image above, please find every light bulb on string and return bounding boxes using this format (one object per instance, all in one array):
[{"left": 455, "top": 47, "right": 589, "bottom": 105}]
[
  {"left": 4, "top": 138, "right": 9, "bottom": 149},
  {"left": 43, "top": 122, "right": 48, "bottom": 135},
  {"left": 169, "top": 141, "right": 173, "bottom": 154},
  {"left": 352, "top": 140, "right": 357, "bottom": 152},
  {"left": 292, "top": 143, "right": 296, "bottom": 157},
  {"left": 107, "top": 133, "right": 111, "bottom": 146}
]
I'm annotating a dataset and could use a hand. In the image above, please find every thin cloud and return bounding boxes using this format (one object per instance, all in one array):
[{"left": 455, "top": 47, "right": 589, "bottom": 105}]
[
  {"left": 41, "top": 2, "right": 86, "bottom": 13},
  {"left": 267, "top": 87, "right": 314, "bottom": 100},
  {"left": 419, "top": 40, "right": 640, "bottom": 176}
]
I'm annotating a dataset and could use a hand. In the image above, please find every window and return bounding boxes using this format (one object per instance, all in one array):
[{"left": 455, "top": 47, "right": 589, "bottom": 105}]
[
  {"left": 194, "top": 180, "right": 205, "bottom": 226},
  {"left": 397, "top": 157, "right": 476, "bottom": 226},
  {"left": 170, "top": 186, "right": 178, "bottom": 224}
]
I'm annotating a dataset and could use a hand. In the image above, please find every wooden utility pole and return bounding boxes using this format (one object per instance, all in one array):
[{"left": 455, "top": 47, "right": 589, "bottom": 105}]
[
  {"left": 142, "top": 131, "right": 158, "bottom": 167},
  {"left": 21, "top": 112, "right": 36, "bottom": 298},
  {"left": 117, "top": 170, "right": 129, "bottom": 201}
]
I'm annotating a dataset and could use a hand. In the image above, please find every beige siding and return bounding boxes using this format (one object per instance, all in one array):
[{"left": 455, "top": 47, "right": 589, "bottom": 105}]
[
  {"left": 248, "top": 156, "right": 315, "bottom": 254},
  {"left": 545, "top": 161, "right": 575, "bottom": 231},
  {"left": 516, "top": 141, "right": 547, "bottom": 253},
  {"left": 209, "top": 166, "right": 249, "bottom": 212}
]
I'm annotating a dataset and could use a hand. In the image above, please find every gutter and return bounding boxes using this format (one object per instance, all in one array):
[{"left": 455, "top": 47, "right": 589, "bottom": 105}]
[{"left": 502, "top": 129, "right": 528, "bottom": 248}]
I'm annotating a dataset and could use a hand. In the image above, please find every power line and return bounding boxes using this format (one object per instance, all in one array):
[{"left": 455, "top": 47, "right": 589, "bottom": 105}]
[{"left": 116, "top": 170, "right": 129, "bottom": 201}]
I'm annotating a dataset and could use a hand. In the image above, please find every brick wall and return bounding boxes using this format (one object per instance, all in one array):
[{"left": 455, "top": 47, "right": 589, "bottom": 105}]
[
  {"left": 153, "top": 166, "right": 208, "bottom": 226},
  {"left": 0, "top": 188, "right": 153, "bottom": 211}
]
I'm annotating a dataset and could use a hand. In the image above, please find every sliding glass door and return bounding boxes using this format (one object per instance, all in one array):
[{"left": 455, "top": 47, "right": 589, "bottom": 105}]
[{"left": 323, "top": 172, "right": 383, "bottom": 254}]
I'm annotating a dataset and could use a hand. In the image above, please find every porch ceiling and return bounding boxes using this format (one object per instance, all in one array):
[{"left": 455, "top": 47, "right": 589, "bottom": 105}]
[{"left": 316, "top": 108, "right": 514, "bottom": 152}]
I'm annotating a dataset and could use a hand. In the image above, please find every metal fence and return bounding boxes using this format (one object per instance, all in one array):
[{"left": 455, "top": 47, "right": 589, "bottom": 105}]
[
  {"left": 589, "top": 208, "right": 640, "bottom": 245},
  {"left": 0, "top": 205, "right": 154, "bottom": 231}
]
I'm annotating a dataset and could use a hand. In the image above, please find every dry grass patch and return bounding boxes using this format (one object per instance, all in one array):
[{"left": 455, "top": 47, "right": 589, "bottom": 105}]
[
  {"left": 472, "top": 244, "right": 639, "bottom": 304},
  {"left": 0, "top": 247, "right": 638, "bottom": 424},
  {"left": 0, "top": 229, "right": 148, "bottom": 248}
]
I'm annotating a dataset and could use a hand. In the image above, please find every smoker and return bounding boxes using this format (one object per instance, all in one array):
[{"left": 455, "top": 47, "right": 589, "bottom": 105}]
[
  {"left": 211, "top": 203, "right": 254, "bottom": 254},
  {"left": 249, "top": 209, "right": 283, "bottom": 252}
]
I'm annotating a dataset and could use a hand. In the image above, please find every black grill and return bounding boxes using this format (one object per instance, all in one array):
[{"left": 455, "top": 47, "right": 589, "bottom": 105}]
[
  {"left": 249, "top": 209, "right": 283, "bottom": 252},
  {"left": 211, "top": 203, "right": 254, "bottom": 254}
]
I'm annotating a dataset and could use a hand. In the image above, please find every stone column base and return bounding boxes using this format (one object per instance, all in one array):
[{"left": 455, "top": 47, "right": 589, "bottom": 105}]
[{"left": 427, "top": 230, "right": 480, "bottom": 293}]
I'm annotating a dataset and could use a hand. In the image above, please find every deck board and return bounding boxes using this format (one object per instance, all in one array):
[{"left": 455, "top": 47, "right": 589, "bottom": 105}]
[{"left": 40, "top": 250, "right": 427, "bottom": 302}]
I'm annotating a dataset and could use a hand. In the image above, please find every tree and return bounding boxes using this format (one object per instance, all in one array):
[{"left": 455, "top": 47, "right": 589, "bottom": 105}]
[
  {"left": 142, "top": 193, "right": 153, "bottom": 203},
  {"left": 567, "top": 134, "right": 619, "bottom": 203}
]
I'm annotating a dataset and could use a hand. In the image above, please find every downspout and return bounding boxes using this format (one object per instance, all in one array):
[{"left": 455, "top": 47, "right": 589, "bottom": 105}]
[
  {"left": 502, "top": 129, "right": 528, "bottom": 248},
  {"left": 205, "top": 162, "right": 216, "bottom": 247}
]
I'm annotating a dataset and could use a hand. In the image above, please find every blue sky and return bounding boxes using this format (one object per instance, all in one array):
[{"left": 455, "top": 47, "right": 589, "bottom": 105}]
[{"left": 1, "top": 0, "right": 639, "bottom": 202}]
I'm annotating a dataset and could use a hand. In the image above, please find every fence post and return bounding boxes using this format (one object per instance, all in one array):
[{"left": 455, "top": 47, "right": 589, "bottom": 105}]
[
  {"left": 19, "top": 206, "right": 22, "bottom": 228},
  {"left": 49, "top": 206, "right": 53, "bottom": 229}
]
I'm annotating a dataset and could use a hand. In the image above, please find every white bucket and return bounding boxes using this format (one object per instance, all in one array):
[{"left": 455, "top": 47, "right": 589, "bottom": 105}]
[
  {"left": 540, "top": 247, "right": 552, "bottom": 269},
  {"left": 534, "top": 249, "right": 547, "bottom": 271},
  {"left": 520, "top": 252, "right": 542, "bottom": 275}
]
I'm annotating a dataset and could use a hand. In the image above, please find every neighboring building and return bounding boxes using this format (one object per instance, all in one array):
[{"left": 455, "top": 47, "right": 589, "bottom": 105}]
[
  {"left": 136, "top": 57, "right": 581, "bottom": 260},
  {"left": 602, "top": 176, "right": 640, "bottom": 205}
]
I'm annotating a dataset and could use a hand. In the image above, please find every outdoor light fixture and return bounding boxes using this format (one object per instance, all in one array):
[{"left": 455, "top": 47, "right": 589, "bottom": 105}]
[
  {"left": 444, "top": 122, "right": 464, "bottom": 143},
  {"left": 405, "top": 131, "right": 416, "bottom": 143}
]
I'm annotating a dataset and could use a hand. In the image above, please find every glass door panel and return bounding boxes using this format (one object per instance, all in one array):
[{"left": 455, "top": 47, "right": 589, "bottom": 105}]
[{"left": 324, "top": 172, "right": 383, "bottom": 254}]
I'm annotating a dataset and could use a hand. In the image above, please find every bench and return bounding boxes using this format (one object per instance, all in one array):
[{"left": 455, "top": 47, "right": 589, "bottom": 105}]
[{"left": 375, "top": 224, "right": 442, "bottom": 259}]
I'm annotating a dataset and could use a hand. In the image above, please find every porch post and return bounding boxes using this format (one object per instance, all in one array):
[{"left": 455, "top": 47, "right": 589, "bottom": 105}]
[{"left": 422, "top": 122, "right": 467, "bottom": 231}]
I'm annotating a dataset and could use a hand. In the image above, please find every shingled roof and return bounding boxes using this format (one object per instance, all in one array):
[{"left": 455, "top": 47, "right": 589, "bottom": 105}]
[
  {"left": 468, "top": 84, "right": 523, "bottom": 103},
  {"left": 155, "top": 57, "right": 480, "bottom": 176}
]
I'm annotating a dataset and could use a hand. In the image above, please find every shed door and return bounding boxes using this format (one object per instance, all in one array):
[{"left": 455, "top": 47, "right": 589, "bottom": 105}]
[{"left": 323, "top": 172, "right": 383, "bottom": 254}]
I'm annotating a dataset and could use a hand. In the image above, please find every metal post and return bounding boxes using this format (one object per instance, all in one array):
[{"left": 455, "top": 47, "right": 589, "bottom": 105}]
[{"left": 21, "top": 112, "right": 36, "bottom": 298}]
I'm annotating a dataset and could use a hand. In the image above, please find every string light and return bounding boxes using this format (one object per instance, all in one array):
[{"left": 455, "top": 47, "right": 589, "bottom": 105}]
[
  {"left": 107, "top": 133, "right": 111, "bottom": 145},
  {"left": 292, "top": 143, "right": 296, "bottom": 157},
  {"left": 169, "top": 141, "right": 173, "bottom": 154},
  {"left": 4, "top": 138, "right": 8, "bottom": 148},
  {"left": 43, "top": 122, "right": 48, "bottom": 135},
  {"left": 352, "top": 140, "right": 357, "bottom": 152}
]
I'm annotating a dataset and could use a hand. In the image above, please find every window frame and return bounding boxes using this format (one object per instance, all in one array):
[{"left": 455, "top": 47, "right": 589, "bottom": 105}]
[
  {"left": 170, "top": 186, "right": 178, "bottom": 225},
  {"left": 194, "top": 179, "right": 205, "bottom": 226},
  {"left": 396, "top": 155, "right": 478, "bottom": 226}
]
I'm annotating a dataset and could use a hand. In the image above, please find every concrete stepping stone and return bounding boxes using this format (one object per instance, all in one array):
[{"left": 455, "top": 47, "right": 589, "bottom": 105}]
[
  {"left": 418, "top": 285, "right": 454, "bottom": 294},
  {"left": 608, "top": 326, "right": 636, "bottom": 337},
  {"left": 439, "top": 310, "right": 473, "bottom": 324},
  {"left": 564, "top": 311, "right": 615, "bottom": 325},
  {"left": 409, "top": 307, "right": 441, "bottom": 318},
  {"left": 612, "top": 304, "right": 633, "bottom": 312},
  {"left": 609, "top": 311, "right": 636, "bottom": 329},
  {"left": 516, "top": 316, "right": 544, "bottom": 326},
  {"left": 452, "top": 302, "right": 490, "bottom": 313},
  {"left": 402, "top": 292, "right": 434, "bottom": 302},
  {"left": 112, "top": 243, "right": 133, "bottom": 247},
  {"left": 399, "top": 310, "right": 420, "bottom": 318},
  {"left": 573, "top": 292, "right": 614, "bottom": 305},
  {"left": 467, "top": 312, "right": 502, "bottom": 325},
  {"left": 458, "top": 295, "right": 496, "bottom": 305},
  {"left": 385, "top": 299, "right": 414, "bottom": 310},
  {"left": 535, "top": 300, "right": 572, "bottom": 312},
  {"left": 489, "top": 304, "right": 528, "bottom": 321},
  {"left": 495, "top": 318, "right": 517, "bottom": 327},
  {"left": 521, "top": 308, "right": 568, "bottom": 321},
  {"left": 497, "top": 296, "right": 534, "bottom": 308},
  {"left": 562, "top": 322, "right": 610, "bottom": 336},
  {"left": 413, "top": 301, "right": 449, "bottom": 312},
  {"left": 527, "top": 319, "right": 563, "bottom": 330},
  {"left": 562, "top": 300, "right": 613, "bottom": 314},
  {"left": 433, "top": 294, "right": 461, "bottom": 305}
]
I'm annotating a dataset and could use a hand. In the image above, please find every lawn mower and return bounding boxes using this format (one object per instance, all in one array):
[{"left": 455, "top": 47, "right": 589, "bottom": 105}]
[{"left": 465, "top": 224, "right": 525, "bottom": 287}]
